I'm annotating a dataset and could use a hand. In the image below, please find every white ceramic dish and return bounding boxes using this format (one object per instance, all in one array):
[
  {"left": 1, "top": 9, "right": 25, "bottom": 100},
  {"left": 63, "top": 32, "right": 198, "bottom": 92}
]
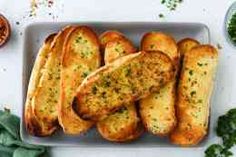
[{"left": 21, "top": 22, "right": 211, "bottom": 147}]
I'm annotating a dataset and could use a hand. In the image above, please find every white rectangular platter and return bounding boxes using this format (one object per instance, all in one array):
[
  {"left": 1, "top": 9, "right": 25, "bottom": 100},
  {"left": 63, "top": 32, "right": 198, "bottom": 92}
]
[{"left": 21, "top": 22, "right": 211, "bottom": 147}]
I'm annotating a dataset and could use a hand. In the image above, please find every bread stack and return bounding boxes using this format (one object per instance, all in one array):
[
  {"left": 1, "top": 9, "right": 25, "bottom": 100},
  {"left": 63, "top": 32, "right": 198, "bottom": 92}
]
[{"left": 24, "top": 25, "right": 218, "bottom": 146}]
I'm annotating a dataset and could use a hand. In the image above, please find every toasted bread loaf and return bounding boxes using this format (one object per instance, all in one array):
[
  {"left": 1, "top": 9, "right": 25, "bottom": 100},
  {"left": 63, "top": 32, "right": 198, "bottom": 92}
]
[
  {"left": 139, "top": 32, "right": 179, "bottom": 135},
  {"left": 177, "top": 38, "right": 200, "bottom": 57},
  {"left": 75, "top": 51, "right": 175, "bottom": 121},
  {"left": 97, "top": 31, "right": 142, "bottom": 142},
  {"left": 58, "top": 26, "right": 101, "bottom": 134},
  {"left": 170, "top": 45, "right": 218, "bottom": 146},
  {"left": 24, "top": 33, "right": 57, "bottom": 136}
]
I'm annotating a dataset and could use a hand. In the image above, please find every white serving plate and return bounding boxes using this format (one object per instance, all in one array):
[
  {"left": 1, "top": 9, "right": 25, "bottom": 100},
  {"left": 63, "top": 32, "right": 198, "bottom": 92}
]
[{"left": 21, "top": 22, "right": 211, "bottom": 147}]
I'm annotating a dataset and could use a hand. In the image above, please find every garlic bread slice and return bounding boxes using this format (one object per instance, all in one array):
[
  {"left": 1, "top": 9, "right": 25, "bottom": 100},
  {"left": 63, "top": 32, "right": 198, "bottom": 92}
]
[
  {"left": 97, "top": 32, "right": 142, "bottom": 142},
  {"left": 24, "top": 33, "right": 57, "bottom": 136},
  {"left": 139, "top": 32, "right": 179, "bottom": 136},
  {"left": 170, "top": 45, "right": 218, "bottom": 146},
  {"left": 31, "top": 26, "right": 74, "bottom": 136},
  {"left": 75, "top": 51, "right": 175, "bottom": 121},
  {"left": 58, "top": 26, "right": 101, "bottom": 134}
]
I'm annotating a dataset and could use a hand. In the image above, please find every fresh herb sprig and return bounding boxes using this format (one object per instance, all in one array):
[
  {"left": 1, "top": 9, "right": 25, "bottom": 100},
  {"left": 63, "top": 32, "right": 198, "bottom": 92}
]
[{"left": 205, "top": 108, "right": 236, "bottom": 157}]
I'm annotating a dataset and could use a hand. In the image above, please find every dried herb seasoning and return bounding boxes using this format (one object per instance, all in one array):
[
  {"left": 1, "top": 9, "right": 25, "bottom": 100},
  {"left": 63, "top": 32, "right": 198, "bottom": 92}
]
[{"left": 160, "top": 0, "right": 183, "bottom": 11}]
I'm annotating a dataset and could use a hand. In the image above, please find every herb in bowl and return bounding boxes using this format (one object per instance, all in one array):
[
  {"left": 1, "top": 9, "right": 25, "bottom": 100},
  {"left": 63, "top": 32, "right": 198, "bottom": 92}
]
[{"left": 227, "top": 12, "right": 236, "bottom": 45}]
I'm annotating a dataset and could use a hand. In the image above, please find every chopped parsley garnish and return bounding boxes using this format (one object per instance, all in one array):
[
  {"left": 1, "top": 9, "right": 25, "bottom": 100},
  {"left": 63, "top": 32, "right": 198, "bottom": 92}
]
[
  {"left": 159, "top": 13, "right": 164, "bottom": 18},
  {"left": 125, "top": 67, "right": 132, "bottom": 77},
  {"left": 150, "top": 44, "right": 155, "bottom": 49},
  {"left": 197, "top": 62, "right": 203, "bottom": 66},
  {"left": 82, "top": 71, "right": 89, "bottom": 78},
  {"left": 92, "top": 86, "right": 97, "bottom": 94},
  {"left": 189, "top": 70, "right": 193, "bottom": 75},
  {"left": 198, "top": 99, "right": 203, "bottom": 103}
]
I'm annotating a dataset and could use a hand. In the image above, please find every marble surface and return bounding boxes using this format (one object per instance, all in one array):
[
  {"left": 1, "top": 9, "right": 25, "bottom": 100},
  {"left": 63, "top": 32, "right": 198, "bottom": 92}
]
[{"left": 0, "top": 0, "right": 235, "bottom": 156}]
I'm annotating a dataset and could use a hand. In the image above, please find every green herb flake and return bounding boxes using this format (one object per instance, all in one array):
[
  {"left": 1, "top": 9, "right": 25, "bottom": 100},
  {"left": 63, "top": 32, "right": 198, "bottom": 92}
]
[
  {"left": 198, "top": 99, "right": 203, "bottom": 103},
  {"left": 217, "top": 43, "right": 223, "bottom": 50},
  {"left": 159, "top": 13, "right": 164, "bottom": 18},
  {"left": 161, "top": 0, "right": 183, "bottom": 11},
  {"left": 189, "top": 70, "right": 193, "bottom": 75},
  {"left": 190, "top": 91, "right": 196, "bottom": 97},
  {"left": 92, "top": 86, "right": 97, "bottom": 94},
  {"left": 82, "top": 71, "right": 89, "bottom": 78},
  {"left": 197, "top": 62, "right": 203, "bottom": 67}
]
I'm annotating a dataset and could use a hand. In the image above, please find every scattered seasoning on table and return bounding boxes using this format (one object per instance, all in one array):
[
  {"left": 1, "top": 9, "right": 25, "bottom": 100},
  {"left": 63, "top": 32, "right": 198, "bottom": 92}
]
[
  {"left": 30, "top": 0, "right": 38, "bottom": 17},
  {"left": 30, "top": 0, "right": 54, "bottom": 17},
  {"left": 228, "top": 12, "right": 236, "bottom": 45},
  {"left": 158, "top": 13, "right": 165, "bottom": 18},
  {"left": 2, "top": 68, "right": 6, "bottom": 72},
  {"left": 160, "top": 0, "right": 183, "bottom": 11},
  {"left": 217, "top": 43, "right": 223, "bottom": 50}
]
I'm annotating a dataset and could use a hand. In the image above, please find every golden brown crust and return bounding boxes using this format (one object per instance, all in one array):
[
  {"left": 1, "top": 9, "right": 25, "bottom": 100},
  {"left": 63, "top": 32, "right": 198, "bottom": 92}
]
[
  {"left": 58, "top": 25, "right": 101, "bottom": 134},
  {"left": 104, "top": 38, "right": 136, "bottom": 64},
  {"left": 97, "top": 32, "right": 142, "bottom": 142},
  {"left": 100, "top": 30, "right": 125, "bottom": 50},
  {"left": 97, "top": 104, "right": 143, "bottom": 142},
  {"left": 75, "top": 51, "right": 175, "bottom": 121},
  {"left": 24, "top": 33, "right": 57, "bottom": 136},
  {"left": 141, "top": 32, "right": 179, "bottom": 67},
  {"left": 32, "top": 26, "right": 74, "bottom": 131},
  {"left": 139, "top": 32, "right": 179, "bottom": 136},
  {"left": 177, "top": 38, "right": 200, "bottom": 57},
  {"left": 170, "top": 45, "right": 218, "bottom": 146},
  {"left": 140, "top": 81, "right": 177, "bottom": 136}
]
